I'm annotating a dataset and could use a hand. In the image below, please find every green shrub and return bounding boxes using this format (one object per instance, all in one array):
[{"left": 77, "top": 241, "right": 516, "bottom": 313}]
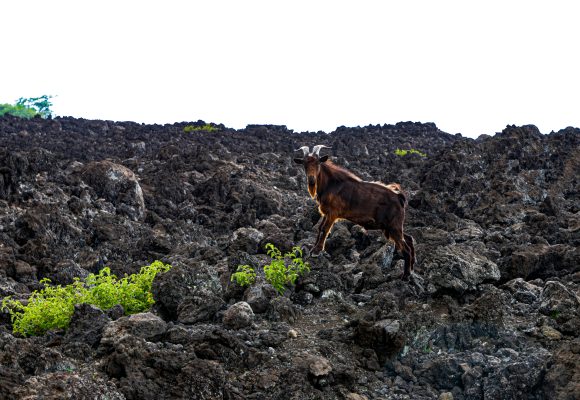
[
  {"left": 230, "top": 264, "right": 257, "bottom": 287},
  {"left": 0, "top": 95, "right": 54, "bottom": 119},
  {"left": 83, "top": 261, "right": 171, "bottom": 314},
  {"left": 183, "top": 124, "right": 219, "bottom": 133},
  {"left": 1, "top": 278, "right": 88, "bottom": 337},
  {"left": 0, "top": 103, "right": 38, "bottom": 119},
  {"left": 394, "top": 148, "right": 427, "bottom": 157},
  {"left": 1, "top": 261, "right": 171, "bottom": 337},
  {"left": 231, "top": 243, "right": 310, "bottom": 296}
]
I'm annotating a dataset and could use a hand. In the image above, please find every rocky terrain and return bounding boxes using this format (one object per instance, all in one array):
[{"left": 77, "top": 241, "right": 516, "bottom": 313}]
[{"left": 0, "top": 115, "right": 578, "bottom": 400}]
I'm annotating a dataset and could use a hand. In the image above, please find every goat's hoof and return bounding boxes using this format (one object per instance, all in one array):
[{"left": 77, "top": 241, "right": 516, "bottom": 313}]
[
  {"left": 310, "top": 249, "right": 322, "bottom": 258},
  {"left": 400, "top": 273, "right": 411, "bottom": 281},
  {"left": 308, "top": 245, "right": 325, "bottom": 258}
]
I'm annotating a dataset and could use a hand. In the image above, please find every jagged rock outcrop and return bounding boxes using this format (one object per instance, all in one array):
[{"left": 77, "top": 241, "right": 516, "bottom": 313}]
[{"left": 0, "top": 114, "right": 578, "bottom": 399}]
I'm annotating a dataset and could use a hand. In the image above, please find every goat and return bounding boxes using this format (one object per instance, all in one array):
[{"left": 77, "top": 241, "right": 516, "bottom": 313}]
[{"left": 294, "top": 145, "right": 415, "bottom": 280}]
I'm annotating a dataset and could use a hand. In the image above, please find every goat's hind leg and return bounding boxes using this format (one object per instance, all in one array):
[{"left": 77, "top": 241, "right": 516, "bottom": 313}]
[
  {"left": 403, "top": 233, "right": 416, "bottom": 272},
  {"left": 383, "top": 229, "right": 412, "bottom": 280},
  {"left": 390, "top": 234, "right": 413, "bottom": 281}
]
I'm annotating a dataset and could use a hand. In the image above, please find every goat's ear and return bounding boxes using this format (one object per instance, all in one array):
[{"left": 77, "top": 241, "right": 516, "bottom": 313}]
[
  {"left": 319, "top": 155, "right": 329, "bottom": 163},
  {"left": 293, "top": 158, "right": 304, "bottom": 165}
]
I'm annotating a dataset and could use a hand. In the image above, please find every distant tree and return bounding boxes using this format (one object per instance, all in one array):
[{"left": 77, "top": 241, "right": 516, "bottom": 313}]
[
  {"left": 0, "top": 95, "right": 54, "bottom": 119},
  {"left": 0, "top": 102, "right": 37, "bottom": 119}
]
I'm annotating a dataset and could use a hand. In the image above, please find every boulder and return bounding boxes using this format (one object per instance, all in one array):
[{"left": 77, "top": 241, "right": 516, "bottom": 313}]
[
  {"left": 355, "top": 318, "right": 405, "bottom": 364},
  {"left": 222, "top": 301, "right": 254, "bottom": 329},
  {"left": 539, "top": 281, "right": 580, "bottom": 334},
  {"left": 229, "top": 227, "right": 264, "bottom": 254},
  {"left": 101, "top": 312, "right": 167, "bottom": 343},
  {"left": 65, "top": 303, "right": 111, "bottom": 347},
  {"left": 243, "top": 283, "right": 277, "bottom": 313},
  {"left": 423, "top": 243, "right": 500, "bottom": 293},
  {"left": 177, "top": 287, "right": 225, "bottom": 324},
  {"left": 152, "top": 261, "right": 223, "bottom": 322},
  {"left": 502, "top": 278, "right": 542, "bottom": 304},
  {"left": 82, "top": 160, "right": 145, "bottom": 220},
  {"left": 543, "top": 339, "right": 580, "bottom": 400}
]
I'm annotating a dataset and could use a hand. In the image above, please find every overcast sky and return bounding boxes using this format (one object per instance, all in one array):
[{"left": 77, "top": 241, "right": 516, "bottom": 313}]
[{"left": 2, "top": 1, "right": 578, "bottom": 138}]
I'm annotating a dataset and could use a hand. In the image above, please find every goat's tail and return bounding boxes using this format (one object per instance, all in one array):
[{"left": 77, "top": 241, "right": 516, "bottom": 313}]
[
  {"left": 398, "top": 191, "right": 407, "bottom": 208},
  {"left": 385, "top": 183, "right": 407, "bottom": 208}
]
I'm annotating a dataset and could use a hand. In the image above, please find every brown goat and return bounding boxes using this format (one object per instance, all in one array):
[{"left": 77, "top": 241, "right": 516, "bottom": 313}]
[{"left": 294, "top": 146, "right": 415, "bottom": 280}]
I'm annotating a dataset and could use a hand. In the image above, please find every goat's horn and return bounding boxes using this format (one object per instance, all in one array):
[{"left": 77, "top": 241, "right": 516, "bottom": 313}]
[
  {"left": 294, "top": 146, "right": 310, "bottom": 157},
  {"left": 312, "top": 145, "right": 331, "bottom": 156}
]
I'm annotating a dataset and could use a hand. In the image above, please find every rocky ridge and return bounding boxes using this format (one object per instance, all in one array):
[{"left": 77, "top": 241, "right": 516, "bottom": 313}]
[{"left": 0, "top": 115, "right": 578, "bottom": 399}]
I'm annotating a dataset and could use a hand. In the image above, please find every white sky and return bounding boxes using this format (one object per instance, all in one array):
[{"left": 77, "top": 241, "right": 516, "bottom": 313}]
[{"left": 2, "top": 1, "right": 579, "bottom": 138}]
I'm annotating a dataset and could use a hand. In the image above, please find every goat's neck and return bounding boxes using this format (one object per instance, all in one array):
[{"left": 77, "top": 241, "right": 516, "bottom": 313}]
[{"left": 316, "top": 166, "right": 330, "bottom": 199}]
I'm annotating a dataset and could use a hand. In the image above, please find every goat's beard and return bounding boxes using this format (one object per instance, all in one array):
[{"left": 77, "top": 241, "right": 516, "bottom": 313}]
[{"left": 308, "top": 182, "right": 317, "bottom": 199}]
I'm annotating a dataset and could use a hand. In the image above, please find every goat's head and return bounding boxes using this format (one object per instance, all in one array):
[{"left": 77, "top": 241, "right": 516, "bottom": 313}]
[{"left": 293, "top": 145, "right": 331, "bottom": 198}]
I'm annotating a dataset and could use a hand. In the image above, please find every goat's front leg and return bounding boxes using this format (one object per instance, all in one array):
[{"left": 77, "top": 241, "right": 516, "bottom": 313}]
[
  {"left": 311, "top": 215, "right": 335, "bottom": 257},
  {"left": 313, "top": 215, "right": 327, "bottom": 248}
]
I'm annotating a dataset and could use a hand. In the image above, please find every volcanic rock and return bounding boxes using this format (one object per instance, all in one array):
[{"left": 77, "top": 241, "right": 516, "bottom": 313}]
[
  {"left": 82, "top": 160, "right": 145, "bottom": 221},
  {"left": 1, "top": 115, "right": 578, "bottom": 399},
  {"left": 222, "top": 301, "right": 254, "bottom": 329},
  {"left": 423, "top": 243, "right": 501, "bottom": 293}
]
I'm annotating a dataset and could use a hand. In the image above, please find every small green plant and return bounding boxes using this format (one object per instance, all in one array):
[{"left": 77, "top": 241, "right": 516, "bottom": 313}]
[
  {"left": 550, "top": 310, "right": 561, "bottom": 320},
  {"left": 183, "top": 124, "right": 219, "bottom": 133},
  {"left": 231, "top": 243, "right": 310, "bottom": 295},
  {"left": 84, "top": 261, "right": 171, "bottom": 314},
  {"left": 263, "top": 243, "right": 310, "bottom": 295},
  {"left": 231, "top": 264, "right": 257, "bottom": 287},
  {"left": 394, "top": 148, "right": 427, "bottom": 157},
  {"left": 0, "top": 95, "right": 54, "bottom": 119},
  {"left": 1, "top": 278, "right": 88, "bottom": 337},
  {"left": 1, "top": 261, "right": 171, "bottom": 337}
]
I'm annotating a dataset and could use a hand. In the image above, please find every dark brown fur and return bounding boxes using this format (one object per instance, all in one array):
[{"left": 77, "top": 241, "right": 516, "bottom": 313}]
[{"left": 295, "top": 156, "right": 415, "bottom": 279}]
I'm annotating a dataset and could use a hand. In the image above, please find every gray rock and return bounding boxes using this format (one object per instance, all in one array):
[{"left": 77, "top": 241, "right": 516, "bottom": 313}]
[
  {"left": 65, "top": 303, "right": 111, "bottom": 347},
  {"left": 355, "top": 318, "right": 405, "bottom": 364},
  {"left": 229, "top": 227, "right": 264, "bottom": 254},
  {"left": 223, "top": 301, "right": 254, "bottom": 329},
  {"left": 0, "top": 274, "right": 29, "bottom": 297},
  {"left": 543, "top": 339, "right": 580, "bottom": 399},
  {"left": 539, "top": 280, "right": 580, "bottom": 334},
  {"left": 152, "top": 261, "right": 223, "bottom": 322},
  {"left": 324, "top": 223, "right": 356, "bottom": 254},
  {"left": 12, "top": 371, "right": 126, "bottom": 400},
  {"left": 51, "top": 260, "right": 89, "bottom": 285},
  {"left": 267, "top": 296, "right": 301, "bottom": 324},
  {"left": 423, "top": 243, "right": 500, "bottom": 293},
  {"left": 365, "top": 243, "right": 395, "bottom": 270},
  {"left": 82, "top": 160, "right": 145, "bottom": 221},
  {"left": 177, "top": 287, "right": 225, "bottom": 324},
  {"left": 243, "top": 283, "right": 277, "bottom": 313},
  {"left": 482, "top": 349, "right": 549, "bottom": 399},
  {"left": 102, "top": 312, "right": 167, "bottom": 343},
  {"left": 503, "top": 277, "right": 542, "bottom": 305},
  {"left": 309, "top": 356, "right": 332, "bottom": 377},
  {"left": 507, "top": 244, "right": 579, "bottom": 280}
]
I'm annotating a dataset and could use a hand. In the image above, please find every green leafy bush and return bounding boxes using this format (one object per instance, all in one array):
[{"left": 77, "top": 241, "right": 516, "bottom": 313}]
[
  {"left": 231, "top": 243, "right": 310, "bottom": 295},
  {"left": 84, "top": 261, "right": 171, "bottom": 313},
  {"left": 394, "top": 148, "right": 427, "bottom": 157},
  {"left": 0, "top": 95, "right": 54, "bottom": 119},
  {"left": 1, "top": 261, "right": 171, "bottom": 337},
  {"left": 231, "top": 264, "right": 257, "bottom": 287},
  {"left": 183, "top": 124, "right": 219, "bottom": 133},
  {"left": 1, "top": 278, "right": 87, "bottom": 337}
]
